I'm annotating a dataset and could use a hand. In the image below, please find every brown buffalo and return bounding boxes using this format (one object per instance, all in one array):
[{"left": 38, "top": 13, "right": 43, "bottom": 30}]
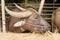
[
  {"left": 5, "top": 4, "right": 51, "bottom": 33},
  {"left": 52, "top": 7, "right": 60, "bottom": 33}
]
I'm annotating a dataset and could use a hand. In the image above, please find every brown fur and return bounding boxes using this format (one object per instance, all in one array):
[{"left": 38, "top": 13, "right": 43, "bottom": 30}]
[{"left": 52, "top": 8, "right": 60, "bottom": 33}]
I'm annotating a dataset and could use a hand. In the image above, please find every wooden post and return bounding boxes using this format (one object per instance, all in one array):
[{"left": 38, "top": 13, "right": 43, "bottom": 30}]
[
  {"left": 0, "top": 19, "right": 1, "bottom": 32},
  {"left": 38, "top": 0, "right": 45, "bottom": 14},
  {"left": 1, "top": 0, "right": 6, "bottom": 33},
  {"left": 25, "top": 0, "right": 28, "bottom": 7}
]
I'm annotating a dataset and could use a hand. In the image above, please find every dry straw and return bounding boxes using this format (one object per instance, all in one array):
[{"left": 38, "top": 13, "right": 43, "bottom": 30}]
[{"left": 0, "top": 32, "right": 60, "bottom": 40}]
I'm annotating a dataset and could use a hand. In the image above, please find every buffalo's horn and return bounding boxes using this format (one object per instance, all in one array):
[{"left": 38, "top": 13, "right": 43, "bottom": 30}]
[
  {"left": 14, "top": 3, "right": 26, "bottom": 11},
  {"left": 5, "top": 6, "right": 32, "bottom": 18}
]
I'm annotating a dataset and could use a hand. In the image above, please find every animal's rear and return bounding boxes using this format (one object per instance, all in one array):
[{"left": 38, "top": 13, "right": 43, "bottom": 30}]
[{"left": 52, "top": 8, "right": 60, "bottom": 33}]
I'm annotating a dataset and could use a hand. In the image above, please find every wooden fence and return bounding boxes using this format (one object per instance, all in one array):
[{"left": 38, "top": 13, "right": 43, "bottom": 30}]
[{"left": 0, "top": 2, "right": 60, "bottom": 28}]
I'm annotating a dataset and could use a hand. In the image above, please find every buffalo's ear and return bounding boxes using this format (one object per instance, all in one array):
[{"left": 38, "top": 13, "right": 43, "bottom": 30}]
[{"left": 14, "top": 21, "right": 26, "bottom": 27}]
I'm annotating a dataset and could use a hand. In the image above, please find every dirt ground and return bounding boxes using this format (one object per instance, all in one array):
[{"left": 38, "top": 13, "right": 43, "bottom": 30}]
[{"left": 0, "top": 32, "right": 60, "bottom": 40}]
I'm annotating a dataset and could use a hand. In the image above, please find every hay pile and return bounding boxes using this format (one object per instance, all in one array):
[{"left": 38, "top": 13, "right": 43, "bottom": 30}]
[{"left": 0, "top": 32, "right": 60, "bottom": 40}]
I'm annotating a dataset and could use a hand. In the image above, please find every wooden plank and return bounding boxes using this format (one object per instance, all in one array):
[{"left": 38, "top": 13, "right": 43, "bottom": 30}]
[{"left": 1, "top": 0, "right": 6, "bottom": 33}]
